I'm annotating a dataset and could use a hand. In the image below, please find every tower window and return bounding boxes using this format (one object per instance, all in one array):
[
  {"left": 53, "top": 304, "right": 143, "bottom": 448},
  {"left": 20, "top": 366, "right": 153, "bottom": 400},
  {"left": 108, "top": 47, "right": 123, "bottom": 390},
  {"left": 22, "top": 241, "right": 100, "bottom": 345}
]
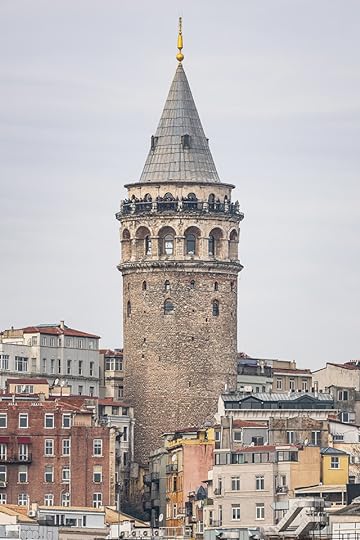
[
  {"left": 142, "top": 281, "right": 147, "bottom": 291},
  {"left": 151, "top": 135, "right": 158, "bottom": 151},
  {"left": 145, "top": 235, "right": 152, "bottom": 255},
  {"left": 164, "top": 280, "right": 170, "bottom": 292},
  {"left": 144, "top": 193, "right": 152, "bottom": 202},
  {"left": 231, "top": 281, "right": 235, "bottom": 291},
  {"left": 212, "top": 300, "right": 220, "bottom": 317},
  {"left": 127, "top": 301, "right": 131, "bottom": 318},
  {"left": 208, "top": 235, "right": 215, "bottom": 256},
  {"left": 186, "top": 234, "right": 196, "bottom": 255},
  {"left": 164, "top": 300, "right": 174, "bottom": 315},
  {"left": 190, "top": 280, "right": 195, "bottom": 289},
  {"left": 214, "top": 282, "right": 218, "bottom": 291},
  {"left": 208, "top": 194, "right": 215, "bottom": 211},
  {"left": 181, "top": 134, "right": 191, "bottom": 149},
  {"left": 164, "top": 235, "right": 174, "bottom": 255}
]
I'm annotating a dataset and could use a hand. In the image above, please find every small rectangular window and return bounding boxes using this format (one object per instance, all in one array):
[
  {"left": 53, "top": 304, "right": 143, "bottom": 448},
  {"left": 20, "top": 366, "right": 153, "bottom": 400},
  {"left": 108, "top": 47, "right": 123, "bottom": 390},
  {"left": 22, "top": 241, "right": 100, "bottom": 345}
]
[
  {"left": 78, "top": 361, "right": 83, "bottom": 375},
  {"left": 0, "top": 414, "right": 7, "bottom": 428},
  {"left": 0, "top": 465, "right": 7, "bottom": 483},
  {"left": 62, "top": 439, "right": 71, "bottom": 456},
  {"left": 62, "top": 414, "right": 71, "bottom": 428},
  {"left": 93, "top": 492, "right": 102, "bottom": 508},
  {"left": 93, "top": 466, "right": 102, "bottom": 483},
  {"left": 44, "top": 439, "right": 54, "bottom": 456},
  {"left": 286, "top": 431, "right": 295, "bottom": 444},
  {"left": 67, "top": 359, "right": 71, "bottom": 375},
  {"left": 231, "top": 476, "right": 240, "bottom": 491},
  {"left": 19, "top": 413, "right": 28, "bottom": 429},
  {"left": 90, "top": 362, "right": 94, "bottom": 376},
  {"left": 93, "top": 439, "right": 103, "bottom": 456},
  {"left": 331, "top": 456, "right": 339, "bottom": 469},
  {"left": 44, "top": 465, "right": 54, "bottom": 483},
  {"left": 44, "top": 494, "right": 54, "bottom": 506},
  {"left": 256, "top": 476, "right": 265, "bottom": 490},
  {"left": 256, "top": 503, "right": 265, "bottom": 520},
  {"left": 62, "top": 467, "right": 70, "bottom": 483},
  {"left": 232, "top": 504, "right": 240, "bottom": 521},
  {"left": 18, "top": 493, "right": 28, "bottom": 506},
  {"left": 45, "top": 414, "right": 54, "bottom": 429},
  {"left": 18, "top": 465, "right": 28, "bottom": 483}
]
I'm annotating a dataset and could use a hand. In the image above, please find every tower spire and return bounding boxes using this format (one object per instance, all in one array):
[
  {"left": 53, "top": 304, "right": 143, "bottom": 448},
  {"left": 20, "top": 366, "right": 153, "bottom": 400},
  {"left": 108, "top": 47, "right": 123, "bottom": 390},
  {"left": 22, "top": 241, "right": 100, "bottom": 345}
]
[{"left": 176, "top": 17, "right": 184, "bottom": 62}]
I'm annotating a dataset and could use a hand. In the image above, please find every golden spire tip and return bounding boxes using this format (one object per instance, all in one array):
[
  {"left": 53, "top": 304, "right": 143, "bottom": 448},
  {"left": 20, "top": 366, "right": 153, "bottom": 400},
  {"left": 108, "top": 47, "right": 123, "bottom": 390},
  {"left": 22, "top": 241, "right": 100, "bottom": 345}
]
[{"left": 176, "top": 16, "right": 184, "bottom": 62}]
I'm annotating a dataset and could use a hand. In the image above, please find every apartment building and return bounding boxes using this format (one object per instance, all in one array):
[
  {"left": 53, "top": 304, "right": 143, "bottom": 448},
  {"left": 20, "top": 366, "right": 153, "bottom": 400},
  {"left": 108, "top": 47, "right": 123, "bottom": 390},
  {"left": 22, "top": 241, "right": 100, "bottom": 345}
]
[
  {"left": 237, "top": 355, "right": 312, "bottom": 394},
  {"left": 206, "top": 443, "right": 320, "bottom": 529},
  {"left": 163, "top": 428, "right": 214, "bottom": 537},
  {"left": 0, "top": 392, "right": 116, "bottom": 508},
  {"left": 0, "top": 322, "right": 100, "bottom": 396}
]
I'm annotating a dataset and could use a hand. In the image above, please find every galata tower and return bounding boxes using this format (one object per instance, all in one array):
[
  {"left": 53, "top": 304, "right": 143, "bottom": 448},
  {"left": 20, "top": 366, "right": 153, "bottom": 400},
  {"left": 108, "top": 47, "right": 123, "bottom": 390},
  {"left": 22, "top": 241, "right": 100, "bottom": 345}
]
[{"left": 117, "top": 21, "right": 244, "bottom": 464}]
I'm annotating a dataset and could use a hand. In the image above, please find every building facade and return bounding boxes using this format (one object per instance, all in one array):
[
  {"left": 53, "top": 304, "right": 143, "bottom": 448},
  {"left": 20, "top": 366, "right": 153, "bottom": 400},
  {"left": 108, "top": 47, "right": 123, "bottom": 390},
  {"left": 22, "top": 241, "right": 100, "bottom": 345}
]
[
  {"left": 98, "top": 349, "right": 124, "bottom": 400},
  {"left": 0, "top": 322, "right": 100, "bottom": 396},
  {"left": 0, "top": 391, "right": 118, "bottom": 508},
  {"left": 117, "top": 35, "right": 243, "bottom": 463}
]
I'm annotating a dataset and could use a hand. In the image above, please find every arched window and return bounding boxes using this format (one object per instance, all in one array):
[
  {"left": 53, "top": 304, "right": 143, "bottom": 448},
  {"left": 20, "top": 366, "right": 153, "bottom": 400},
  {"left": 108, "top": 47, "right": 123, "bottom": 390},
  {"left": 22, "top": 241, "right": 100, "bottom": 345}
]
[
  {"left": 142, "top": 281, "right": 147, "bottom": 291},
  {"left": 186, "top": 234, "right": 196, "bottom": 255},
  {"left": 214, "top": 282, "right": 218, "bottom": 291},
  {"left": 145, "top": 235, "right": 152, "bottom": 255},
  {"left": 164, "top": 299, "right": 174, "bottom": 315},
  {"left": 208, "top": 193, "right": 215, "bottom": 211},
  {"left": 144, "top": 193, "right": 152, "bottom": 202},
  {"left": 164, "top": 280, "right": 170, "bottom": 292},
  {"left": 127, "top": 301, "right": 132, "bottom": 318},
  {"left": 208, "top": 235, "right": 215, "bottom": 256},
  {"left": 212, "top": 300, "right": 219, "bottom": 317},
  {"left": 229, "top": 229, "right": 238, "bottom": 259},
  {"left": 231, "top": 281, "right": 235, "bottom": 291},
  {"left": 188, "top": 192, "right": 197, "bottom": 200},
  {"left": 122, "top": 229, "right": 131, "bottom": 260},
  {"left": 164, "top": 192, "right": 174, "bottom": 200},
  {"left": 164, "top": 235, "right": 174, "bottom": 255}
]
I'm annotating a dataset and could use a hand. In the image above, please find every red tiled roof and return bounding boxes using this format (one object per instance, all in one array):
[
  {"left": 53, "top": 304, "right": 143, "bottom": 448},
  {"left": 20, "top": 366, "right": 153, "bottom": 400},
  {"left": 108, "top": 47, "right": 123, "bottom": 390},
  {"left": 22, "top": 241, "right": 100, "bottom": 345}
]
[
  {"left": 20, "top": 325, "right": 100, "bottom": 339},
  {"left": 99, "top": 349, "right": 123, "bottom": 356},
  {"left": 7, "top": 378, "right": 49, "bottom": 385}
]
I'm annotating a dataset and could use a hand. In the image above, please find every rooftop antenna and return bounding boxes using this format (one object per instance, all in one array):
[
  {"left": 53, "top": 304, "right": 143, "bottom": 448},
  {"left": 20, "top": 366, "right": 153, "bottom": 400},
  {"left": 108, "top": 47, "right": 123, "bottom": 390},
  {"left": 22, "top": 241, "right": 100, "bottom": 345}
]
[{"left": 176, "top": 17, "right": 184, "bottom": 62}]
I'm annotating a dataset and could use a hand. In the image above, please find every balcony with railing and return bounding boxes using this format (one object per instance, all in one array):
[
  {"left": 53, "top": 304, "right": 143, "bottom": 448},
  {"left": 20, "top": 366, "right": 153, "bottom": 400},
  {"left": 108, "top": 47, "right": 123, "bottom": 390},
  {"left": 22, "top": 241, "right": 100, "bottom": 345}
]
[
  {"left": 0, "top": 454, "right": 32, "bottom": 464},
  {"left": 116, "top": 198, "right": 243, "bottom": 220},
  {"left": 166, "top": 463, "right": 178, "bottom": 474}
]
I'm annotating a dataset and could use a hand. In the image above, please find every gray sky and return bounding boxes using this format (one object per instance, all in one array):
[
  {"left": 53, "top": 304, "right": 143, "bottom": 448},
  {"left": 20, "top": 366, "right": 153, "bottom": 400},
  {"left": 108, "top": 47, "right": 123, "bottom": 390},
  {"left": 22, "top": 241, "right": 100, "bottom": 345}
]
[{"left": 1, "top": 0, "right": 359, "bottom": 369}]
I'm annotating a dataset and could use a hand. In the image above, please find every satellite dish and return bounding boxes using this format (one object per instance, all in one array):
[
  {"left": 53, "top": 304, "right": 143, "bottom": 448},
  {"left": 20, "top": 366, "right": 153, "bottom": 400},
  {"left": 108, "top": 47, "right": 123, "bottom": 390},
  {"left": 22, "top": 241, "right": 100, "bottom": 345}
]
[
  {"left": 21, "top": 385, "right": 26, "bottom": 393},
  {"left": 54, "top": 378, "right": 60, "bottom": 386},
  {"left": 171, "top": 454, "right": 177, "bottom": 462},
  {"left": 304, "top": 438, "right": 309, "bottom": 446},
  {"left": 60, "top": 381, "right": 65, "bottom": 387},
  {"left": 158, "top": 513, "right": 164, "bottom": 523}
]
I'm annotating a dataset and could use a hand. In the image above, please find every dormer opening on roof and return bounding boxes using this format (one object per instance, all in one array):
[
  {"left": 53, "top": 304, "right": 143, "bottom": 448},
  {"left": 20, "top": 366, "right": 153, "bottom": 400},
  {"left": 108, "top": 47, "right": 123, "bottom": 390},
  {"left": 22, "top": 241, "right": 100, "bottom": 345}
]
[
  {"left": 151, "top": 135, "right": 159, "bottom": 152},
  {"left": 181, "top": 134, "right": 191, "bottom": 149}
]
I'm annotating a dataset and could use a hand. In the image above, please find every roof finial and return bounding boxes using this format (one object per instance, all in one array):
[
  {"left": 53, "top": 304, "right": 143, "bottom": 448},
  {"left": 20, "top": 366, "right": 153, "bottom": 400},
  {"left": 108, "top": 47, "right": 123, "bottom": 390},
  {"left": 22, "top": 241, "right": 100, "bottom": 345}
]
[{"left": 176, "top": 17, "right": 184, "bottom": 63}]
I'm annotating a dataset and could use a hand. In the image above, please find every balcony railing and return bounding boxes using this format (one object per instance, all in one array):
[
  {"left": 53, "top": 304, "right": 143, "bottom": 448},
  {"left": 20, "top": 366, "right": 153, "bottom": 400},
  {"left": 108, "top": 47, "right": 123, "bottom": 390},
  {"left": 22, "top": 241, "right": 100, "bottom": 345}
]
[
  {"left": 116, "top": 200, "right": 243, "bottom": 220},
  {"left": 166, "top": 463, "right": 178, "bottom": 474},
  {"left": 0, "top": 454, "right": 32, "bottom": 464}
]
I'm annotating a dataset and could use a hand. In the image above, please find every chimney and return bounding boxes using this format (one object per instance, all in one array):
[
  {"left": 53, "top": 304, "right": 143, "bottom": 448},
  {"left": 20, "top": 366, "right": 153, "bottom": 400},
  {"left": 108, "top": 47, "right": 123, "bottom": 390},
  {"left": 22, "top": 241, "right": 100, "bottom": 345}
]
[{"left": 60, "top": 320, "right": 65, "bottom": 330}]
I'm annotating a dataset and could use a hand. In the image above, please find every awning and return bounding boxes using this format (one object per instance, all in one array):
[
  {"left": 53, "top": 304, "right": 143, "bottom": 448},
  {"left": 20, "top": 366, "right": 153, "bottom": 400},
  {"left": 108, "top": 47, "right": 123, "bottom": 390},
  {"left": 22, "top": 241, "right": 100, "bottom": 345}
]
[
  {"left": 0, "top": 437, "right": 10, "bottom": 443},
  {"left": 17, "top": 437, "right": 31, "bottom": 444}
]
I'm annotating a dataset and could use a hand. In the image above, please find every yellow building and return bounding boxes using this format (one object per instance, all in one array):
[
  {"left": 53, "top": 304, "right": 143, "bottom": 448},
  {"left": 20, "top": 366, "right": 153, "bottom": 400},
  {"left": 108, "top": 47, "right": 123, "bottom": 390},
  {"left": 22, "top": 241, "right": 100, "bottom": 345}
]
[{"left": 321, "top": 447, "right": 349, "bottom": 485}]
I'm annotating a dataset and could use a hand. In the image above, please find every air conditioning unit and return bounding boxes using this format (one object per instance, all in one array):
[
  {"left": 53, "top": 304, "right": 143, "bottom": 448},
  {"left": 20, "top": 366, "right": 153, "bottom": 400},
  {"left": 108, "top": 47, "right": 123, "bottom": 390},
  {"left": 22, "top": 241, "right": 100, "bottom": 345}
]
[
  {"left": 28, "top": 510, "right": 37, "bottom": 517},
  {"left": 0, "top": 482, "right": 6, "bottom": 488}
]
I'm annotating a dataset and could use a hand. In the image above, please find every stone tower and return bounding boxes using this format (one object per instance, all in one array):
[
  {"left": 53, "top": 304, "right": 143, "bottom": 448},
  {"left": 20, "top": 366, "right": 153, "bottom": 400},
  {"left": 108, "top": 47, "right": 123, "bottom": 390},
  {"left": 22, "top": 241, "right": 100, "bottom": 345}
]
[{"left": 116, "top": 29, "right": 244, "bottom": 464}]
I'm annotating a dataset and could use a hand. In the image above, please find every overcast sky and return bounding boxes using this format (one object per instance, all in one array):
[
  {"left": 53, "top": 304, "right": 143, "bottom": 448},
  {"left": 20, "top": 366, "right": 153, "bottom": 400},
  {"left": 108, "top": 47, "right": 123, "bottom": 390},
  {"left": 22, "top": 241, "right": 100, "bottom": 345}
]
[{"left": 1, "top": 1, "right": 359, "bottom": 369}]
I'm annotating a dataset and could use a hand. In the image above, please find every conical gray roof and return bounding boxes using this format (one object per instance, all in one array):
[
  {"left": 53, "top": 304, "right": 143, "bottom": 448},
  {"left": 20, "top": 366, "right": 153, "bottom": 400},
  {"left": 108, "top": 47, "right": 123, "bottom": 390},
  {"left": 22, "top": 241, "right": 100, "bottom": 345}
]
[{"left": 139, "top": 63, "right": 220, "bottom": 183}]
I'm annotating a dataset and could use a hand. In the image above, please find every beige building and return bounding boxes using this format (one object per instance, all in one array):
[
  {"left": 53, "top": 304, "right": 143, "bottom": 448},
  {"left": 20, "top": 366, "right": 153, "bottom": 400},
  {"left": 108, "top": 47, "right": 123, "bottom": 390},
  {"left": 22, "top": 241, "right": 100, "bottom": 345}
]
[
  {"left": 99, "top": 349, "right": 124, "bottom": 400},
  {"left": 205, "top": 444, "right": 321, "bottom": 528}
]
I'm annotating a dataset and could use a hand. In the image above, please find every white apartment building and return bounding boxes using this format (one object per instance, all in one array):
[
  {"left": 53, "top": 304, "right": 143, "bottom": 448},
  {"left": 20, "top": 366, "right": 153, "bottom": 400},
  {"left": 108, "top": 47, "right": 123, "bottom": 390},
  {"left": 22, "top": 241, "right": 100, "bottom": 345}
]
[{"left": 0, "top": 321, "right": 100, "bottom": 396}]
